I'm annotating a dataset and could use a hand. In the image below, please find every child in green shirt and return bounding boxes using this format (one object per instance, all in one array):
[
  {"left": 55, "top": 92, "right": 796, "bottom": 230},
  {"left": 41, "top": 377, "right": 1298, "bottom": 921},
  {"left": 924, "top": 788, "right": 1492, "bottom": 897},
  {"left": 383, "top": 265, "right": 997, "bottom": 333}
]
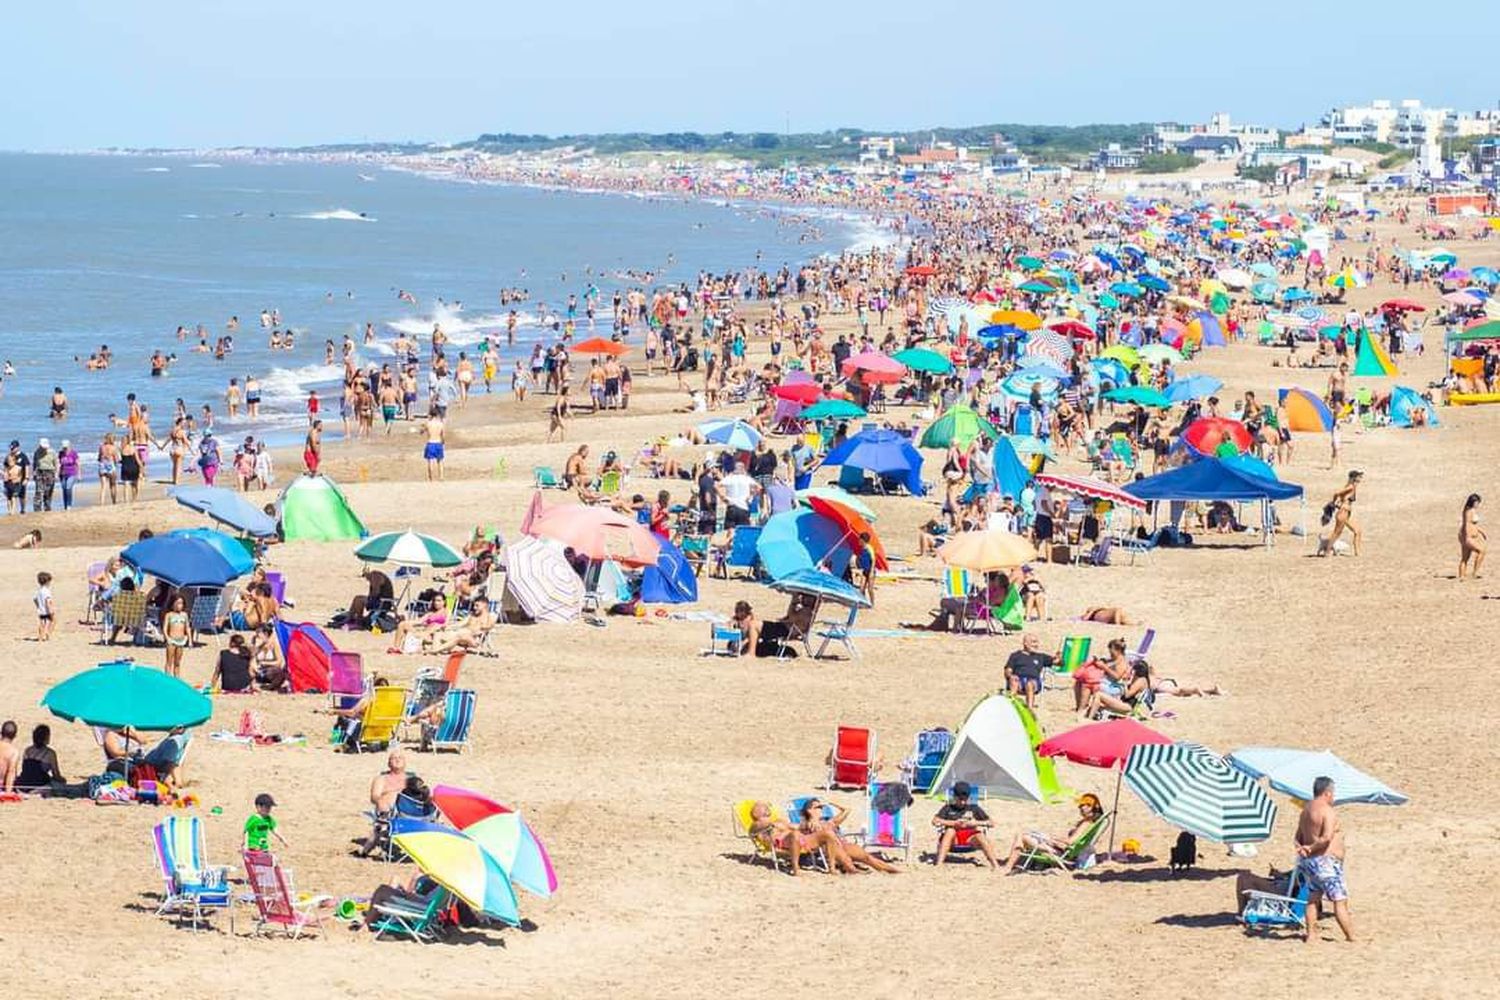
[{"left": 243, "top": 792, "right": 290, "bottom": 852}]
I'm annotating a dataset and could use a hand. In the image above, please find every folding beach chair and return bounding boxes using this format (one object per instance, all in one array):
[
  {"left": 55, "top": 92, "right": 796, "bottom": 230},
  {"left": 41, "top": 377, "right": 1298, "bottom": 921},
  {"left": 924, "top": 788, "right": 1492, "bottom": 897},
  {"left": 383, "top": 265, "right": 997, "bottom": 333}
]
[
  {"left": 186, "top": 587, "right": 223, "bottom": 644},
  {"left": 345, "top": 686, "right": 407, "bottom": 752},
  {"left": 812, "top": 604, "right": 862, "bottom": 659},
  {"left": 859, "top": 782, "right": 912, "bottom": 863},
  {"left": 1015, "top": 812, "right": 1111, "bottom": 872},
  {"left": 1057, "top": 636, "right": 1092, "bottom": 676},
  {"left": 264, "top": 571, "right": 287, "bottom": 606},
  {"left": 370, "top": 885, "right": 450, "bottom": 943},
  {"left": 1241, "top": 866, "right": 1311, "bottom": 933},
  {"left": 703, "top": 623, "right": 743, "bottom": 657},
  {"left": 424, "top": 688, "right": 476, "bottom": 753},
  {"left": 827, "top": 726, "right": 876, "bottom": 790},
  {"left": 363, "top": 792, "right": 440, "bottom": 863},
  {"left": 939, "top": 568, "right": 987, "bottom": 635},
  {"left": 241, "top": 850, "right": 333, "bottom": 939},
  {"left": 532, "top": 466, "right": 565, "bottom": 490},
  {"left": 598, "top": 469, "right": 623, "bottom": 497},
  {"left": 724, "top": 525, "right": 762, "bottom": 579},
  {"left": 84, "top": 561, "right": 107, "bottom": 625},
  {"left": 989, "top": 584, "right": 1024, "bottom": 632},
  {"left": 679, "top": 535, "right": 710, "bottom": 577},
  {"left": 104, "top": 589, "right": 148, "bottom": 645},
  {"left": 328, "top": 651, "right": 365, "bottom": 712},
  {"left": 1128, "top": 628, "right": 1156, "bottom": 664},
  {"left": 153, "top": 815, "right": 233, "bottom": 931},
  {"left": 900, "top": 728, "right": 953, "bottom": 793},
  {"left": 729, "top": 799, "right": 825, "bottom": 874}
]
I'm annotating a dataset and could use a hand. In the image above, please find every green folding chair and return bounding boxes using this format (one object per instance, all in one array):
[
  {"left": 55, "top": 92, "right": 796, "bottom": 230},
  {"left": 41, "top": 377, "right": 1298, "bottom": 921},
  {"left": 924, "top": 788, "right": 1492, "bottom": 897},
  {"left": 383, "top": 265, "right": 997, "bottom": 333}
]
[
  {"left": 1056, "top": 636, "right": 1092, "bottom": 675},
  {"left": 1016, "top": 812, "right": 1111, "bottom": 872}
]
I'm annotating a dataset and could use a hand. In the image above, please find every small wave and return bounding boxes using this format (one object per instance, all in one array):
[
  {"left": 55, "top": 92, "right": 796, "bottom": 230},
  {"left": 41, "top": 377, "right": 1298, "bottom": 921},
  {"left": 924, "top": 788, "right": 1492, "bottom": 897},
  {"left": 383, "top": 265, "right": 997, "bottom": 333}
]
[
  {"left": 294, "top": 208, "right": 376, "bottom": 222},
  {"left": 189, "top": 163, "right": 223, "bottom": 169},
  {"left": 257, "top": 362, "right": 344, "bottom": 399},
  {"left": 140, "top": 167, "right": 171, "bottom": 173},
  {"left": 385, "top": 303, "right": 509, "bottom": 344}
]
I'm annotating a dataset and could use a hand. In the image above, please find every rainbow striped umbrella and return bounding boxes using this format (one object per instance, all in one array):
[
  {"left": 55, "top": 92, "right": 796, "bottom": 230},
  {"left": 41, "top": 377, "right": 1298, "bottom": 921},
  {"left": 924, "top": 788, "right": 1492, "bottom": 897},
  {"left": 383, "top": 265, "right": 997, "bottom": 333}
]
[
  {"left": 432, "top": 785, "right": 559, "bottom": 898},
  {"left": 391, "top": 825, "right": 521, "bottom": 924}
]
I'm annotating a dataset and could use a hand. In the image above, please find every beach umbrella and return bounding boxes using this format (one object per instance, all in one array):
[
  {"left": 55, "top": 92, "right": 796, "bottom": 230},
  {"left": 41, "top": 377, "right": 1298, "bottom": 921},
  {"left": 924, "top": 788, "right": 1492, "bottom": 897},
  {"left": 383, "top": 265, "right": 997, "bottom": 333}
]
[
  {"left": 1024, "top": 329, "right": 1072, "bottom": 367},
  {"left": 1110, "top": 282, "right": 1144, "bottom": 298},
  {"left": 1217, "top": 268, "right": 1252, "bottom": 288},
  {"left": 1015, "top": 356, "right": 1070, "bottom": 380},
  {"left": 990, "top": 310, "right": 1042, "bottom": 331},
  {"left": 1005, "top": 435, "right": 1057, "bottom": 461},
  {"left": 170, "top": 485, "right": 277, "bottom": 537},
  {"left": 167, "top": 528, "right": 256, "bottom": 577},
  {"left": 798, "top": 399, "right": 866, "bottom": 421},
  {"left": 1016, "top": 255, "right": 1044, "bottom": 271},
  {"left": 770, "top": 382, "right": 825, "bottom": 405},
  {"left": 502, "top": 536, "right": 584, "bottom": 622},
  {"left": 1099, "top": 345, "right": 1140, "bottom": 366},
  {"left": 697, "top": 418, "right": 762, "bottom": 451},
  {"left": 42, "top": 660, "right": 212, "bottom": 731},
  {"left": 1124, "top": 743, "right": 1278, "bottom": 844},
  {"left": 796, "top": 486, "right": 875, "bottom": 521},
  {"left": 806, "top": 496, "right": 887, "bottom": 571},
  {"left": 1001, "top": 372, "right": 1060, "bottom": 401},
  {"left": 820, "top": 429, "right": 923, "bottom": 492},
  {"left": 1138, "top": 275, "right": 1171, "bottom": 292},
  {"left": 1445, "top": 291, "right": 1481, "bottom": 307},
  {"left": 1137, "top": 343, "right": 1183, "bottom": 365},
  {"left": 938, "top": 529, "right": 1036, "bottom": 572},
  {"left": 1033, "top": 472, "right": 1146, "bottom": 511},
  {"left": 1227, "top": 748, "right": 1407, "bottom": 806},
  {"left": 528, "top": 503, "right": 660, "bottom": 566},
  {"left": 1047, "top": 319, "right": 1095, "bottom": 340},
  {"left": 1462, "top": 319, "right": 1500, "bottom": 339},
  {"left": 1471, "top": 266, "right": 1499, "bottom": 286},
  {"left": 390, "top": 827, "right": 521, "bottom": 925},
  {"left": 569, "top": 337, "right": 628, "bottom": 356},
  {"left": 841, "top": 351, "right": 907, "bottom": 384},
  {"left": 1090, "top": 357, "right": 1130, "bottom": 387},
  {"left": 891, "top": 347, "right": 954, "bottom": 375},
  {"left": 757, "top": 509, "right": 853, "bottom": 581},
  {"left": 1250, "top": 281, "right": 1280, "bottom": 303},
  {"left": 1103, "top": 386, "right": 1170, "bottom": 408},
  {"left": 1096, "top": 292, "right": 1120, "bottom": 310},
  {"left": 1017, "top": 280, "right": 1056, "bottom": 295},
  {"left": 905, "top": 264, "right": 937, "bottom": 277},
  {"left": 1039, "top": 718, "right": 1173, "bottom": 852},
  {"left": 1282, "top": 288, "right": 1313, "bottom": 303},
  {"left": 1250, "top": 262, "right": 1279, "bottom": 279},
  {"left": 354, "top": 529, "right": 464, "bottom": 568},
  {"left": 431, "top": 785, "right": 559, "bottom": 898},
  {"left": 1182, "top": 417, "right": 1253, "bottom": 456},
  {"left": 1379, "top": 299, "right": 1426, "bottom": 313},
  {"left": 1443, "top": 268, "right": 1470, "bottom": 283},
  {"left": 1325, "top": 272, "right": 1362, "bottom": 290},
  {"left": 121, "top": 535, "right": 245, "bottom": 589},
  {"left": 976, "top": 323, "right": 1026, "bottom": 344},
  {"left": 768, "top": 568, "right": 871, "bottom": 609},
  {"left": 1163, "top": 374, "right": 1222, "bottom": 404},
  {"left": 919, "top": 405, "right": 1003, "bottom": 450}
]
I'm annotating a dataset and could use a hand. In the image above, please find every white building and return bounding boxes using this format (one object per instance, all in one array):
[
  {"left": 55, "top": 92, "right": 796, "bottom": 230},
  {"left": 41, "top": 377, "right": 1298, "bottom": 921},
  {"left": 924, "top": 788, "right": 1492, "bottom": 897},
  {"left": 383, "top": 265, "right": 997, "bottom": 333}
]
[
  {"left": 858, "top": 136, "right": 897, "bottom": 164},
  {"left": 1146, "top": 112, "right": 1280, "bottom": 155},
  {"left": 1325, "top": 99, "right": 1500, "bottom": 148}
]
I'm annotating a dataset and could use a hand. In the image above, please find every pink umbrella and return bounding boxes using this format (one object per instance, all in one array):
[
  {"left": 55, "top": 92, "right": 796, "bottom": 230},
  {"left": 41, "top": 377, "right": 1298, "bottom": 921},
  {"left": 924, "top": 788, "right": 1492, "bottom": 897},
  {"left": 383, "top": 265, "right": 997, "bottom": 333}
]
[
  {"left": 519, "top": 489, "right": 545, "bottom": 537},
  {"left": 841, "top": 351, "right": 907, "bottom": 384},
  {"left": 528, "top": 503, "right": 661, "bottom": 566}
]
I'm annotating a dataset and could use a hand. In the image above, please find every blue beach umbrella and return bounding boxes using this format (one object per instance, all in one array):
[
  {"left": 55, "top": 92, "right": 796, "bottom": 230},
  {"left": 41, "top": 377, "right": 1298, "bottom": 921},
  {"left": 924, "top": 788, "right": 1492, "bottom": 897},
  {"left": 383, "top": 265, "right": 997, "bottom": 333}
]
[
  {"left": 121, "top": 535, "right": 246, "bottom": 589},
  {"left": 1090, "top": 357, "right": 1130, "bottom": 386},
  {"left": 697, "top": 418, "right": 762, "bottom": 451},
  {"left": 1138, "top": 274, "right": 1170, "bottom": 292},
  {"left": 1227, "top": 748, "right": 1407, "bottom": 806},
  {"left": 768, "top": 568, "right": 871, "bottom": 609},
  {"left": 1163, "top": 375, "right": 1223, "bottom": 404},
  {"left": 170, "top": 485, "right": 278, "bottom": 537},
  {"left": 757, "top": 509, "right": 853, "bottom": 581},
  {"left": 168, "top": 528, "right": 256, "bottom": 577}
]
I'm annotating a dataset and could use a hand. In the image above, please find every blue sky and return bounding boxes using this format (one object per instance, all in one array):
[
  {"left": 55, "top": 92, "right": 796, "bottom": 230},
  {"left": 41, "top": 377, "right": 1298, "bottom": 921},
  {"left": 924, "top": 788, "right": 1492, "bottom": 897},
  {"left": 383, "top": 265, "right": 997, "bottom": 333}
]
[{"left": 5, "top": 0, "right": 1496, "bottom": 149}]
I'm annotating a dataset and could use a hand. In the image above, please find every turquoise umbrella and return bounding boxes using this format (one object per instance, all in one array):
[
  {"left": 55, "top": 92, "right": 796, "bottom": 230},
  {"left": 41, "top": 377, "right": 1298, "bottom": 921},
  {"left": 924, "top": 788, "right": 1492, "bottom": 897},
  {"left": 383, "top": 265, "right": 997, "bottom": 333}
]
[
  {"left": 42, "top": 661, "right": 213, "bottom": 731},
  {"left": 799, "top": 399, "right": 866, "bottom": 421},
  {"left": 1104, "top": 386, "right": 1171, "bottom": 408},
  {"left": 891, "top": 347, "right": 954, "bottom": 375}
]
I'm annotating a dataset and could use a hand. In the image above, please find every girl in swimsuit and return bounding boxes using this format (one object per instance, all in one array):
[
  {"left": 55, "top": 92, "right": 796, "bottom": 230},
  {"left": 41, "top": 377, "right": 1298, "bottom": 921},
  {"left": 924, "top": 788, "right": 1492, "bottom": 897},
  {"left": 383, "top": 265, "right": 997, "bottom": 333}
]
[
  {"left": 1460, "top": 493, "right": 1486, "bottom": 580},
  {"left": 163, "top": 595, "right": 190, "bottom": 678}
]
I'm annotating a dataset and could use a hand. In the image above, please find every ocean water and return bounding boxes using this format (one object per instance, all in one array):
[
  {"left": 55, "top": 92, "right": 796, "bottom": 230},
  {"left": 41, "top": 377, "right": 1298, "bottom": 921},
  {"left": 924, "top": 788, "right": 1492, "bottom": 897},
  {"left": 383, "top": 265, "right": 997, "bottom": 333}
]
[{"left": 0, "top": 153, "right": 879, "bottom": 467}]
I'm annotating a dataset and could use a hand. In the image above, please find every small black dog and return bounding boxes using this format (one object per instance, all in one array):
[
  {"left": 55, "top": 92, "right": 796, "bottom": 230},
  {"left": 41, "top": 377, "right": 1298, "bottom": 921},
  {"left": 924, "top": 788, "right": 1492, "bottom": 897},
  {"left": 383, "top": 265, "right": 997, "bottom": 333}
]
[{"left": 1169, "top": 831, "right": 1197, "bottom": 872}]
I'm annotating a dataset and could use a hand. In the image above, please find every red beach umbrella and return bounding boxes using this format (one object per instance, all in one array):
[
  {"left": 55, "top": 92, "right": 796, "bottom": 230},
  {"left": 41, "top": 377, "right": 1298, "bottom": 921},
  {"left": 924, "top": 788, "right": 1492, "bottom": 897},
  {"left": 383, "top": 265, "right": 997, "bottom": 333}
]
[{"left": 1181, "top": 417, "right": 1253, "bottom": 457}]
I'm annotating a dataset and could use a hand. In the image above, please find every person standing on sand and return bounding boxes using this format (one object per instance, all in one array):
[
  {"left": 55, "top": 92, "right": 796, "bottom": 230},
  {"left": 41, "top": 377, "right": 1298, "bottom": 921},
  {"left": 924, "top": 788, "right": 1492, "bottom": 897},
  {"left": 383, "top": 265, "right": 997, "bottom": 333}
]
[
  {"left": 304, "top": 420, "right": 322, "bottom": 476},
  {"left": 1295, "top": 777, "right": 1355, "bottom": 944},
  {"left": 1459, "top": 493, "right": 1486, "bottom": 580},
  {"left": 1318, "top": 470, "right": 1362, "bottom": 556},
  {"left": 424, "top": 411, "right": 446, "bottom": 481}
]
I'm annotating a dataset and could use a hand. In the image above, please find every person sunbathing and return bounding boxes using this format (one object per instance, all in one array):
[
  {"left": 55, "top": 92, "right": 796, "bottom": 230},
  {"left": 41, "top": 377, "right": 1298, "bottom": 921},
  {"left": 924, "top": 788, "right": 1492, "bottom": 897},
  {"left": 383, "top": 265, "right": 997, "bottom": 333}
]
[
  {"left": 421, "top": 602, "right": 495, "bottom": 654},
  {"left": 1078, "top": 606, "right": 1137, "bottom": 625},
  {"left": 747, "top": 801, "right": 855, "bottom": 876},
  {"left": 798, "top": 797, "right": 899, "bottom": 873},
  {"left": 997, "top": 794, "right": 1107, "bottom": 875}
]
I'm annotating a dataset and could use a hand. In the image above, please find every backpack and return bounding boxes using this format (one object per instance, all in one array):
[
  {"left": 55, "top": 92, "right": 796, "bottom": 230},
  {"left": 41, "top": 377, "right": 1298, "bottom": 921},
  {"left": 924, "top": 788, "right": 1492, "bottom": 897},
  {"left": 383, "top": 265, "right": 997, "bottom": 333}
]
[{"left": 1169, "top": 831, "right": 1197, "bottom": 872}]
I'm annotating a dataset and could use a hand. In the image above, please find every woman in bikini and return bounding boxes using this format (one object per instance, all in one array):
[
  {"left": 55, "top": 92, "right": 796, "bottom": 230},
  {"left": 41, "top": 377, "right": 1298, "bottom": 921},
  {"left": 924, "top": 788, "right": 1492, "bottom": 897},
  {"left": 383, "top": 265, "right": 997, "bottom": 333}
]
[
  {"left": 97, "top": 434, "right": 120, "bottom": 505},
  {"left": 166, "top": 419, "right": 190, "bottom": 485},
  {"left": 1319, "top": 470, "right": 1363, "bottom": 556},
  {"left": 997, "top": 794, "right": 1107, "bottom": 875},
  {"left": 162, "top": 594, "right": 190, "bottom": 678},
  {"left": 746, "top": 801, "right": 855, "bottom": 876},
  {"left": 1459, "top": 493, "right": 1486, "bottom": 580},
  {"left": 798, "top": 797, "right": 900, "bottom": 874}
]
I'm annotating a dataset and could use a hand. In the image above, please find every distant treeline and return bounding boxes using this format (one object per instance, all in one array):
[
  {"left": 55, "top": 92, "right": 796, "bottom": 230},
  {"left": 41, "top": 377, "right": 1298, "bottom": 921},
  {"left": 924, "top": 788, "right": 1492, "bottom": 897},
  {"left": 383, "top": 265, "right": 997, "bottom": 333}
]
[{"left": 274, "top": 124, "right": 1156, "bottom": 165}]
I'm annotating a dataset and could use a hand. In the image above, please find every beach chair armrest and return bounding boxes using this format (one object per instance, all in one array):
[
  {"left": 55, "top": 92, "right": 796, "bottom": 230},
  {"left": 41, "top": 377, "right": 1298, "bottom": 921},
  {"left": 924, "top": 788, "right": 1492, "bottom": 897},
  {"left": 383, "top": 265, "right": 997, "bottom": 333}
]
[{"left": 1240, "top": 889, "right": 1302, "bottom": 905}]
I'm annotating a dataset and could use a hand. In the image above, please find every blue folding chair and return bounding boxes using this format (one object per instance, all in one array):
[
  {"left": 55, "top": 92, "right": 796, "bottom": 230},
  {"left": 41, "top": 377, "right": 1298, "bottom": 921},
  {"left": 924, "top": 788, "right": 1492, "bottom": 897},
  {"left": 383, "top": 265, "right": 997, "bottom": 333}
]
[
  {"left": 902, "top": 728, "right": 953, "bottom": 793},
  {"left": 725, "top": 525, "right": 762, "bottom": 579},
  {"left": 425, "top": 688, "right": 475, "bottom": 753}
]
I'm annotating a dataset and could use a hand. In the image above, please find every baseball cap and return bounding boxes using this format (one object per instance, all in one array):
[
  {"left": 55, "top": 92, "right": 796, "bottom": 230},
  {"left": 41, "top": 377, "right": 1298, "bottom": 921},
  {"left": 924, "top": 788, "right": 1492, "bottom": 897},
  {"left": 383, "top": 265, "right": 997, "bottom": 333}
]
[
  {"left": 952, "top": 781, "right": 972, "bottom": 798},
  {"left": 254, "top": 793, "right": 277, "bottom": 809}
]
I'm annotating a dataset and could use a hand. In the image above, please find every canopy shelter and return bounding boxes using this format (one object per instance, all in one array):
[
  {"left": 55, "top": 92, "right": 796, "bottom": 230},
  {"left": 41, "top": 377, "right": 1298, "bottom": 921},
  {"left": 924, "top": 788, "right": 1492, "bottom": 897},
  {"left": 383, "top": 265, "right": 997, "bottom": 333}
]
[
  {"left": 1278, "top": 387, "right": 1335, "bottom": 432},
  {"left": 640, "top": 537, "right": 698, "bottom": 604},
  {"left": 925, "top": 694, "right": 1049, "bottom": 802},
  {"left": 278, "top": 475, "right": 367, "bottom": 542},
  {"left": 1389, "top": 386, "right": 1439, "bottom": 428},
  {"left": 1126, "top": 458, "right": 1303, "bottom": 547}
]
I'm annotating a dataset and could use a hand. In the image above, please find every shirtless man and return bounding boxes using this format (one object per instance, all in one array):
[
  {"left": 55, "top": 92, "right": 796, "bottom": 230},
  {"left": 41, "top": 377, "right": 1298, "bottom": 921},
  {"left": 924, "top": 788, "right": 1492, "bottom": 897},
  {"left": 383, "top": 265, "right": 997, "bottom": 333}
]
[
  {"left": 746, "top": 801, "right": 855, "bottom": 876},
  {"left": 423, "top": 412, "right": 445, "bottom": 481},
  {"left": 304, "top": 420, "right": 322, "bottom": 476},
  {"left": 370, "top": 750, "right": 408, "bottom": 814},
  {"left": 0, "top": 720, "right": 21, "bottom": 793},
  {"left": 1295, "top": 776, "right": 1355, "bottom": 944}
]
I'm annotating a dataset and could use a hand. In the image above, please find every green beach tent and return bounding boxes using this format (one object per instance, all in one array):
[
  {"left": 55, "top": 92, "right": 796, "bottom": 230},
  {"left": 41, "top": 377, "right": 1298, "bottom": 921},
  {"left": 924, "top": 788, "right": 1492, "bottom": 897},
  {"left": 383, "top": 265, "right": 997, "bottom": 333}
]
[
  {"left": 1352, "top": 330, "right": 1398, "bottom": 377},
  {"left": 279, "top": 475, "right": 367, "bottom": 542},
  {"left": 919, "top": 405, "right": 1003, "bottom": 450}
]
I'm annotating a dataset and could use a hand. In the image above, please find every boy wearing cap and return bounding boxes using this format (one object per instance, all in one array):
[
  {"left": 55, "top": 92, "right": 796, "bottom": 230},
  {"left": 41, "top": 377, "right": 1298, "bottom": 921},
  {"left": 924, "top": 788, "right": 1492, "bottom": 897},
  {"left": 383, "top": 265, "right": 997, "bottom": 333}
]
[
  {"left": 933, "top": 781, "right": 999, "bottom": 868},
  {"left": 244, "top": 793, "right": 290, "bottom": 852}
]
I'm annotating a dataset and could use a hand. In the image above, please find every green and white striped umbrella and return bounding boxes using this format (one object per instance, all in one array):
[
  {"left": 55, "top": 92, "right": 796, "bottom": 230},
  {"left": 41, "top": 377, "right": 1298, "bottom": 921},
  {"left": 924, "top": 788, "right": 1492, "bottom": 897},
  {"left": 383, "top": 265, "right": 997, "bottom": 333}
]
[
  {"left": 354, "top": 529, "right": 463, "bottom": 568},
  {"left": 1124, "top": 742, "right": 1277, "bottom": 844}
]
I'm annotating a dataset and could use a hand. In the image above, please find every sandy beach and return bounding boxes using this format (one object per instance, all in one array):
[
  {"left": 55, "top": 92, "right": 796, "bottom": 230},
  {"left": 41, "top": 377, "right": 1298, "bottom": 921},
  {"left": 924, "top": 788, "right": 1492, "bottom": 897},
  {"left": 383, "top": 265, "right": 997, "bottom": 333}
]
[{"left": 3, "top": 194, "right": 1500, "bottom": 1000}]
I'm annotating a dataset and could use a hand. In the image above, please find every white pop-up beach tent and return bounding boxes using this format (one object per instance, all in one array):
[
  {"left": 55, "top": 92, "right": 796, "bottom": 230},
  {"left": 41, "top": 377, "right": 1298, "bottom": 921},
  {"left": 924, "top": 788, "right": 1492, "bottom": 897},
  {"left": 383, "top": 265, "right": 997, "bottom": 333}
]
[{"left": 926, "top": 694, "right": 1044, "bottom": 802}]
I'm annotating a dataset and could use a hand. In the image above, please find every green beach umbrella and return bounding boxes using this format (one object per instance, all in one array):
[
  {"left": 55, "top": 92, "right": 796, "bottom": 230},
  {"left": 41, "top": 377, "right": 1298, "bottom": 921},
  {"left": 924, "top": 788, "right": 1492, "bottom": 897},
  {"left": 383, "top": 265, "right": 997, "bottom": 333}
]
[
  {"left": 1097, "top": 292, "right": 1120, "bottom": 310},
  {"left": 1016, "top": 255, "right": 1044, "bottom": 271},
  {"left": 1099, "top": 345, "right": 1140, "bottom": 366},
  {"left": 1138, "top": 344, "right": 1184, "bottom": 365},
  {"left": 920, "top": 405, "right": 1003, "bottom": 449},
  {"left": 355, "top": 529, "right": 463, "bottom": 568},
  {"left": 43, "top": 661, "right": 213, "bottom": 732},
  {"left": 799, "top": 398, "right": 867, "bottom": 421},
  {"left": 1018, "top": 280, "right": 1056, "bottom": 295},
  {"left": 891, "top": 347, "right": 954, "bottom": 375},
  {"left": 1103, "top": 386, "right": 1171, "bottom": 408}
]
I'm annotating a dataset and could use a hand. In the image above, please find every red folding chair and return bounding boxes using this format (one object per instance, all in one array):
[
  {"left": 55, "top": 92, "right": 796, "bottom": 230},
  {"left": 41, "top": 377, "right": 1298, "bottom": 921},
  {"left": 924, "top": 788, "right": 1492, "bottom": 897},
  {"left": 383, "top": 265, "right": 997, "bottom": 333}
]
[
  {"left": 241, "top": 850, "right": 332, "bottom": 938},
  {"left": 827, "top": 726, "right": 877, "bottom": 790}
]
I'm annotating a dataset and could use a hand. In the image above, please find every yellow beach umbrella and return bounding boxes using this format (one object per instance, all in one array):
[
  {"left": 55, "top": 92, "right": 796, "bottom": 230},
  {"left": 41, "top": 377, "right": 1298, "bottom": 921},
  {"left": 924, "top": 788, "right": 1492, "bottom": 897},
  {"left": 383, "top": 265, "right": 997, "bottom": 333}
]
[
  {"left": 939, "top": 530, "right": 1037, "bottom": 573},
  {"left": 990, "top": 309, "right": 1042, "bottom": 331}
]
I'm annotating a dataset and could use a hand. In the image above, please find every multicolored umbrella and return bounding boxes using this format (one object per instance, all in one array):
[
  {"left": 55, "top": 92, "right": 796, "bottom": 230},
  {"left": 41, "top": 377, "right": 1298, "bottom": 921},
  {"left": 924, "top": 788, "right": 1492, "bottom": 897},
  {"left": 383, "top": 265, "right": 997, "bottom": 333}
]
[
  {"left": 43, "top": 660, "right": 213, "bottom": 731},
  {"left": 1124, "top": 742, "right": 1278, "bottom": 844},
  {"left": 390, "top": 826, "right": 521, "bottom": 924},
  {"left": 354, "top": 529, "right": 463, "bottom": 568},
  {"left": 431, "top": 786, "right": 559, "bottom": 898},
  {"left": 796, "top": 486, "right": 875, "bottom": 521},
  {"left": 806, "top": 496, "right": 887, "bottom": 571},
  {"left": 502, "top": 536, "right": 585, "bottom": 622},
  {"left": 1024, "top": 329, "right": 1072, "bottom": 368}
]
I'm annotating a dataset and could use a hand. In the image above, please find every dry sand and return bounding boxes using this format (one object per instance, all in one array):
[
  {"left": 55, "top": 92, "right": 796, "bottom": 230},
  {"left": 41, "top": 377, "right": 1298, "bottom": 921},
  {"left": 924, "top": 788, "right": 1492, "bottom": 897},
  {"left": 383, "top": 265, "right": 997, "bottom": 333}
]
[{"left": 2, "top": 206, "right": 1499, "bottom": 1000}]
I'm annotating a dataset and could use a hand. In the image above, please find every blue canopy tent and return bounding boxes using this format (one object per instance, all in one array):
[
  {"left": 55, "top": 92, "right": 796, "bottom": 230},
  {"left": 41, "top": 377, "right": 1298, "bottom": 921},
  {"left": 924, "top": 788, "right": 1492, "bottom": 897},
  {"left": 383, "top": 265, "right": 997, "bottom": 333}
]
[
  {"left": 757, "top": 509, "right": 854, "bottom": 581},
  {"left": 640, "top": 537, "right": 698, "bottom": 604},
  {"left": 1126, "top": 458, "right": 1304, "bottom": 547},
  {"left": 820, "top": 429, "right": 925, "bottom": 495}
]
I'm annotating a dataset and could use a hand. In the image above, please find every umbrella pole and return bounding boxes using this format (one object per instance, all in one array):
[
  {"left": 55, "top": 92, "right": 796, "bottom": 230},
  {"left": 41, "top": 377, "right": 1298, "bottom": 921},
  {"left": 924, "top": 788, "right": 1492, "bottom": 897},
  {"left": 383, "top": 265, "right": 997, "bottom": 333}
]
[{"left": 1108, "top": 766, "right": 1123, "bottom": 858}]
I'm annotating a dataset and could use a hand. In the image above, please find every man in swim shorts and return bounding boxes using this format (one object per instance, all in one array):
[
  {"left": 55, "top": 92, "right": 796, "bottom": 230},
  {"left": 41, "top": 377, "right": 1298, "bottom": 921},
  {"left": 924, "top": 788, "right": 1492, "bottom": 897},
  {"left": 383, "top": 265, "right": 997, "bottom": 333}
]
[
  {"left": 1295, "top": 776, "right": 1355, "bottom": 943},
  {"left": 423, "top": 413, "right": 445, "bottom": 482}
]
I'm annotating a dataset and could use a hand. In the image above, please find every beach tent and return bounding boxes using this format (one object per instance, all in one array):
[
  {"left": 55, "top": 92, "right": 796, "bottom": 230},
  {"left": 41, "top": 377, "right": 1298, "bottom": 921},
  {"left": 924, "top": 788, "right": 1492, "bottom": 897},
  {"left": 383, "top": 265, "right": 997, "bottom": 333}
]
[
  {"left": 274, "top": 620, "right": 336, "bottom": 693},
  {"left": 992, "top": 437, "right": 1033, "bottom": 501},
  {"left": 640, "top": 537, "right": 698, "bottom": 604},
  {"left": 279, "top": 476, "right": 367, "bottom": 542},
  {"left": 819, "top": 429, "right": 925, "bottom": 496},
  {"left": 919, "top": 405, "right": 1001, "bottom": 450},
  {"left": 1278, "top": 387, "right": 1335, "bottom": 432},
  {"left": 1389, "top": 386, "right": 1439, "bottom": 428},
  {"left": 925, "top": 694, "right": 1044, "bottom": 802},
  {"left": 502, "top": 536, "right": 584, "bottom": 623},
  {"left": 1352, "top": 330, "right": 1398, "bottom": 377}
]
